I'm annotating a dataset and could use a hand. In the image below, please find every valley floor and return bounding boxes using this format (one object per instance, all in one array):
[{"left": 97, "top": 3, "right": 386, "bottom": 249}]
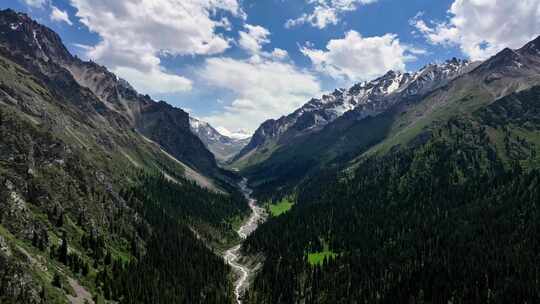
[{"left": 224, "top": 179, "right": 267, "bottom": 304}]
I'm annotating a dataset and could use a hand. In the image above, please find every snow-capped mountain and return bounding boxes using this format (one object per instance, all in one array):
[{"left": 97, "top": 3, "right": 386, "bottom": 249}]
[
  {"left": 214, "top": 126, "right": 251, "bottom": 140},
  {"left": 234, "top": 58, "right": 476, "bottom": 162},
  {"left": 189, "top": 117, "right": 251, "bottom": 162}
]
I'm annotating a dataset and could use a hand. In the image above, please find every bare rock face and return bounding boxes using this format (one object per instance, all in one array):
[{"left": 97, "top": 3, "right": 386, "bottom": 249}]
[
  {"left": 0, "top": 8, "right": 220, "bottom": 178},
  {"left": 136, "top": 100, "right": 219, "bottom": 176},
  {"left": 0, "top": 238, "right": 42, "bottom": 304},
  {"left": 0, "top": 236, "right": 11, "bottom": 257},
  {"left": 0, "top": 180, "right": 32, "bottom": 239}
]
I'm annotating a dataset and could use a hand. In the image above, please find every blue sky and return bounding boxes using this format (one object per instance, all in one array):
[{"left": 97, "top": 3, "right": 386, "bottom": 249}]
[{"left": 3, "top": 0, "right": 540, "bottom": 134}]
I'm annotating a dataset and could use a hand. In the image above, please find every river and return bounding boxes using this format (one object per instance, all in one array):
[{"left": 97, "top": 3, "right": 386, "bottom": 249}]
[{"left": 223, "top": 179, "right": 266, "bottom": 304}]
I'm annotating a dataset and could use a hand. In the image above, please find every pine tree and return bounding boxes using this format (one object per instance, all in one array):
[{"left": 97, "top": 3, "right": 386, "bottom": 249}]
[
  {"left": 58, "top": 235, "right": 68, "bottom": 264},
  {"left": 52, "top": 273, "right": 62, "bottom": 288}
]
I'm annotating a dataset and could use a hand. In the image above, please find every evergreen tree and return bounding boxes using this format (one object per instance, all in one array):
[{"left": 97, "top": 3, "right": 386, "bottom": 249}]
[
  {"left": 52, "top": 273, "right": 62, "bottom": 288},
  {"left": 58, "top": 235, "right": 68, "bottom": 264}
]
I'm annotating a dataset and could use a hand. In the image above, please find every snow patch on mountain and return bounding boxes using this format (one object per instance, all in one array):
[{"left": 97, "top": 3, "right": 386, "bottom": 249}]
[
  {"left": 190, "top": 117, "right": 251, "bottom": 162},
  {"left": 292, "top": 58, "right": 472, "bottom": 128},
  {"left": 235, "top": 58, "right": 474, "bottom": 161},
  {"left": 215, "top": 126, "right": 251, "bottom": 140}
]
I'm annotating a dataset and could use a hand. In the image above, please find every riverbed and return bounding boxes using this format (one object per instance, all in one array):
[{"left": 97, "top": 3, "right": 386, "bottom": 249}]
[{"left": 223, "top": 179, "right": 266, "bottom": 304}]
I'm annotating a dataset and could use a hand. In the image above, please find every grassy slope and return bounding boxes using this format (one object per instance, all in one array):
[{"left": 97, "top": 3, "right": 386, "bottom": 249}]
[
  {"left": 228, "top": 140, "right": 280, "bottom": 171},
  {"left": 307, "top": 241, "right": 338, "bottom": 266},
  {"left": 241, "top": 111, "right": 395, "bottom": 199},
  {"left": 234, "top": 45, "right": 540, "bottom": 198},
  {"left": 307, "top": 250, "right": 338, "bottom": 266},
  {"left": 240, "top": 65, "right": 540, "bottom": 200},
  {"left": 268, "top": 198, "right": 294, "bottom": 217}
]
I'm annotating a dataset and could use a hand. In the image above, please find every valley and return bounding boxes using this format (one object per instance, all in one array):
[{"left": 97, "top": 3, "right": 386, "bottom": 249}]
[
  {"left": 1, "top": 4, "right": 540, "bottom": 304},
  {"left": 224, "top": 179, "right": 267, "bottom": 304}
]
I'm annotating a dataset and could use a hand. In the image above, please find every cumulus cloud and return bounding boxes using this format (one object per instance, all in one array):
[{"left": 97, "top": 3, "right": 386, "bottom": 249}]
[
  {"left": 301, "top": 30, "right": 414, "bottom": 81},
  {"left": 238, "top": 24, "right": 270, "bottom": 54},
  {"left": 22, "top": 0, "right": 47, "bottom": 8},
  {"left": 286, "top": 0, "right": 377, "bottom": 29},
  {"left": 286, "top": 5, "right": 338, "bottom": 29},
  {"left": 216, "top": 17, "right": 232, "bottom": 31},
  {"left": 50, "top": 6, "right": 72, "bottom": 25},
  {"left": 114, "top": 66, "right": 192, "bottom": 95},
  {"left": 411, "top": 0, "right": 540, "bottom": 60},
  {"left": 69, "top": 0, "right": 244, "bottom": 94},
  {"left": 271, "top": 48, "right": 289, "bottom": 60},
  {"left": 199, "top": 57, "right": 321, "bottom": 132},
  {"left": 237, "top": 25, "right": 292, "bottom": 63}
]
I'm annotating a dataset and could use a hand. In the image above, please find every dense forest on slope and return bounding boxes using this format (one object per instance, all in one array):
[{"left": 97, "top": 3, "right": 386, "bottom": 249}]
[
  {"left": 239, "top": 37, "right": 540, "bottom": 200},
  {"left": 95, "top": 172, "right": 248, "bottom": 304},
  {"left": 124, "top": 173, "right": 250, "bottom": 247},
  {"left": 0, "top": 100, "right": 248, "bottom": 303},
  {"left": 0, "top": 104, "right": 249, "bottom": 303},
  {"left": 0, "top": 10, "right": 249, "bottom": 303},
  {"left": 242, "top": 86, "right": 540, "bottom": 303}
]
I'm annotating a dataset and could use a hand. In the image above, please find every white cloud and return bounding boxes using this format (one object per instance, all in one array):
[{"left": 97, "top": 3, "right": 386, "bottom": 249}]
[
  {"left": 50, "top": 6, "right": 72, "bottom": 25},
  {"left": 69, "top": 0, "right": 244, "bottom": 94},
  {"left": 216, "top": 17, "right": 232, "bottom": 31},
  {"left": 286, "top": 6, "right": 338, "bottom": 29},
  {"left": 237, "top": 25, "right": 290, "bottom": 63},
  {"left": 238, "top": 24, "right": 270, "bottom": 54},
  {"left": 199, "top": 57, "right": 321, "bottom": 132},
  {"left": 412, "top": 0, "right": 540, "bottom": 60},
  {"left": 286, "top": 0, "right": 377, "bottom": 29},
  {"left": 301, "top": 30, "right": 414, "bottom": 81},
  {"left": 406, "top": 45, "right": 428, "bottom": 55},
  {"left": 271, "top": 48, "right": 289, "bottom": 60},
  {"left": 113, "top": 66, "right": 192, "bottom": 95},
  {"left": 22, "top": 0, "right": 47, "bottom": 8}
]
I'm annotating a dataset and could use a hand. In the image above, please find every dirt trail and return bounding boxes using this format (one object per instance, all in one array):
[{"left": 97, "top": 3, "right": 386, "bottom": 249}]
[{"left": 66, "top": 277, "right": 94, "bottom": 304}]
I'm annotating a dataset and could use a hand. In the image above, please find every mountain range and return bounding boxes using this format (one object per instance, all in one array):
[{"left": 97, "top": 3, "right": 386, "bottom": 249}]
[
  {"left": 233, "top": 37, "right": 540, "bottom": 197},
  {"left": 189, "top": 116, "right": 250, "bottom": 163},
  {"left": 2, "top": 7, "right": 540, "bottom": 304},
  {"left": 234, "top": 57, "right": 475, "bottom": 164},
  {"left": 240, "top": 35, "right": 540, "bottom": 303}
]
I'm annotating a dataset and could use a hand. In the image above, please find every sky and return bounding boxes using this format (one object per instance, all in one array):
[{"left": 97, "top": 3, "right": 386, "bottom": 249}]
[{"left": 3, "top": 0, "right": 540, "bottom": 134}]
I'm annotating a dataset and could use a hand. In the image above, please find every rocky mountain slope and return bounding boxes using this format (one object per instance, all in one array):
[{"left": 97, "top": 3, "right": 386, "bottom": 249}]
[
  {"left": 239, "top": 36, "right": 540, "bottom": 198},
  {"left": 0, "top": 9, "right": 224, "bottom": 181},
  {"left": 0, "top": 9, "right": 246, "bottom": 303},
  {"left": 190, "top": 117, "right": 250, "bottom": 163},
  {"left": 233, "top": 58, "right": 476, "bottom": 167}
]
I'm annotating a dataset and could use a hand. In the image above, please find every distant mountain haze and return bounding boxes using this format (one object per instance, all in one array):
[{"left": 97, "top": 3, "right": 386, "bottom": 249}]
[{"left": 189, "top": 116, "right": 250, "bottom": 163}]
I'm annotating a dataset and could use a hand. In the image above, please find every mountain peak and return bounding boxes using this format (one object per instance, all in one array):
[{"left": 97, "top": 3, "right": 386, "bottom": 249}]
[
  {"left": 0, "top": 8, "right": 29, "bottom": 20},
  {"left": 189, "top": 117, "right": 250, "bottom": 162},
  {"left": 234, "top": 55, "right": 474, "bottom": 162},
  {"left": 519, "top": 35, "right": 540, "bottom": 55},
  {"left": 382, "top": 70, "right": 399, "bottom": 78},
  {"left": 0, "top": 8, "right": 71, "bottom": 62},
  {"left": 476, "top": 47, "right": 523, "bottom": 73},
  {"left": 216, "top": 127, "right": 251, "bottom": 140},
  {"left": 446, "top": 57, "right": 467, "bottom": 65}
]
